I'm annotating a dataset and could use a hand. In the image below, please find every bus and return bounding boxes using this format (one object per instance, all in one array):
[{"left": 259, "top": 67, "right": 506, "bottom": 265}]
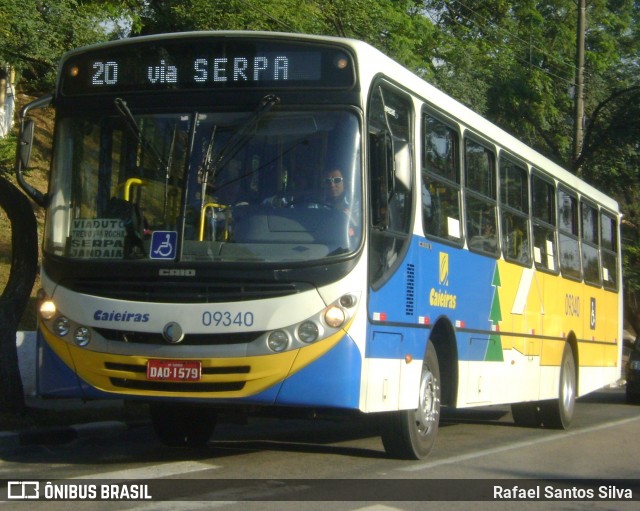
[{"left": 16, "top": 31, "right": 622, "bottom": 459}]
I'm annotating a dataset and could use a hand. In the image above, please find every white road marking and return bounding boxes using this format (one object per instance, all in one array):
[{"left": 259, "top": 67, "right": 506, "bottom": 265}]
[
  {"left": 73, "top": 460, "right": 217, "bottom": 479},
  {"left": 399, "top": 415, "right": 640, "bottom": 472}
]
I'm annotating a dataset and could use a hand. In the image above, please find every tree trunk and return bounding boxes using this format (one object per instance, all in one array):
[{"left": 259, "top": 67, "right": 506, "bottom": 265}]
[{"left": 0, "top": 175, "right": 38, "bottom": 412}]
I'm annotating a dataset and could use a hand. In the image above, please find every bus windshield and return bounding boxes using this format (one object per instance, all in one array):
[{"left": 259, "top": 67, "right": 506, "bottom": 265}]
[{"left": 44, "top": 106, "right": 362, "bottom": 263}]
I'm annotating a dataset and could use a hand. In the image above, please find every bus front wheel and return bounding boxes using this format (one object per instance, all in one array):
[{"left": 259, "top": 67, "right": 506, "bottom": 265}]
[
  {"left": 150, "top": 403, "right": 217, "bottom": 447},
  {"left": 381, "top": 343, "right": 441, "bottom": 460}
]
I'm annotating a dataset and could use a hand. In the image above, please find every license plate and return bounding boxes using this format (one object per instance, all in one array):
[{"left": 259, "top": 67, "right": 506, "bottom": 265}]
[{"left": 146, "top": 360, "right": 202, "bottom": 382}]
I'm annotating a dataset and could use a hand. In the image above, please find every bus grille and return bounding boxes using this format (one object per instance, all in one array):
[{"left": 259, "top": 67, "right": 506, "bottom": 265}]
[
  {"left": 106, "top": 362, "right": 249, "bottom": 393},
  {"left": 104, "top": 362, "right": 250, "bottom": 374},
  {"left": 95, "top": 329, "right": 264, "bottom": 346},
  {"left": 109, "top": 378, "right": 245, "bottom": 392}
]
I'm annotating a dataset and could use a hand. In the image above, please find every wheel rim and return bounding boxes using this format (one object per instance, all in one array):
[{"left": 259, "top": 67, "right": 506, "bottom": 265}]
[
  {"left": 561, "top": 358, "right": 575, "bottom": 418},
  {"left": 415, "top": 368, "right": 440, "bottom": 436}
]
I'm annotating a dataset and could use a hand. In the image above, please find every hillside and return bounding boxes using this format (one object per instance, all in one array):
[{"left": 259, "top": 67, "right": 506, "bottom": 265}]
[{"left": 0, "top": 94, "right": 52, "bottom": 331}]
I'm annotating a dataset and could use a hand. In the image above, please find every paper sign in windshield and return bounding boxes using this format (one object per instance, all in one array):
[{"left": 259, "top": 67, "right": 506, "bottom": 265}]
[{"left": 69, "top": 219, "right": 126, "bottom": 258}]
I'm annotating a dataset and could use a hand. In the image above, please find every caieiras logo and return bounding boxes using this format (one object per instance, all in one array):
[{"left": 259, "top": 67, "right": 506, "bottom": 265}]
[
  {"left": 94, "top": 310, "right": 150, "bottom": 322},
  {"left": 430, "top": 252, "right": 457, "bottom": 309}
]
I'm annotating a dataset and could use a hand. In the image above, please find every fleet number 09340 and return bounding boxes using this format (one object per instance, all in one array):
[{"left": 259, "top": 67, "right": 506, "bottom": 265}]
[{"left": 202, "top": 311, "right": 255, "bottom": 327}]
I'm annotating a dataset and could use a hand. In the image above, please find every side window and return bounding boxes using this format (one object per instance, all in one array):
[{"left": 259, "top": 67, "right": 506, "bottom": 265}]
[
  {"left": 500, "top": 157, "right": 530, "bottom": 265},
  {"left": 465, "top": 138, "right": 498, "bottom": 256},
  {"left": 531, "top": 172, "right": 558, "bottom": 272},
  {"left": 581, "top": 201, "right": 601, "bottom": 286},
  {"left": 368, "top": 82, "right": 414, "bottom": 287},
  {"left": 422, "top": 113, "right": 462, "bottom": 244},
  {"left": 558, "top": 187, "right": 581, "bottom": 280},
  {"left": 600, "top": 211, "right": 619, "bottom": 290}
]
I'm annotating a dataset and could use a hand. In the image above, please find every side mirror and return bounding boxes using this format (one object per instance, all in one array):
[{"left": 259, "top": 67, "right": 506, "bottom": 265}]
[
  {"left": 19, "top": 119, "right": 34, "bottom": 169},
  {"left": 15, "top": 94, "right": 52, "bottom": 207}
]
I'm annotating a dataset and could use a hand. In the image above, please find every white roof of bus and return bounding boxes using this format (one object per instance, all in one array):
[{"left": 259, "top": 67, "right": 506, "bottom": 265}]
[
  {"left": 342, "top": 38, "right": 619, "bottom": 214},
  {"left": 61, "top": 30, "right": 619, "bottom": 214}
]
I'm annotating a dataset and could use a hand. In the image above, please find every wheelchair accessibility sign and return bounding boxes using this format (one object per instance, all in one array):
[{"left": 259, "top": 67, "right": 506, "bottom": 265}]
[{"left": 150, "top": 231, "right": 177, "bottom": 260}]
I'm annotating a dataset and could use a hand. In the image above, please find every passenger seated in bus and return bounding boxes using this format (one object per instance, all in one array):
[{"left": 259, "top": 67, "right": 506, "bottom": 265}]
[
  {"left": 469, "top": 217, "right": 497, "bottom": 252},
  {"left": 209, "top": 160, "right": 251, "bottom": 206}
]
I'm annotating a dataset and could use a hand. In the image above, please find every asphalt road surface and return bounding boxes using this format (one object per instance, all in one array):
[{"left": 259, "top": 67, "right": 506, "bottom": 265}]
[{"left": 0, "top": 386, "right": 638, "bottom": 511}]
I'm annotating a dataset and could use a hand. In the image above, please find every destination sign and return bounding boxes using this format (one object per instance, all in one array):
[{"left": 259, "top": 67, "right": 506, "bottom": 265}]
[{"left": 60, "top": 37, "right": 355, "bottom": 94}]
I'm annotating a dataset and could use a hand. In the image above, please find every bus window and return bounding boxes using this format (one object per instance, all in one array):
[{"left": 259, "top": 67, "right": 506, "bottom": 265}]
[
  {"left": 558, "top": 187, "right": 581, "bottom": 280},
  {"left": 531, "top": 172, "right": 558, "bottom": 272},
  {"left": 601, "top": 211, "right": 619, "bottom": 290},
  {"left": 422, "top": 113, "right": 462, "bottom": 244},
  {"left": 500, "top": 157, "right": 530, "bottom": 265},
  {"left": 368, "top": 82, "right": 414, "bottom": 287},
  {"left": 581, "top": 200, "right": 601, "bottom": 286},
  {"left": 465, "top": 138, "right": 498, "bottom": 257}
]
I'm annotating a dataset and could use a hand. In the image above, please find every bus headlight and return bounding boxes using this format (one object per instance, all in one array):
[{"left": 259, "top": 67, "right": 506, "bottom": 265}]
[
  {"left": 297, "top": 321, "right": 319, "bottom": 343},
  {"left": 267, "top": 330, "right": 289, "bottom": 352},
  {"left": 74, "top": 327, "right": 91, "bottom": 347},
  {"left": 339, "top": 293, "right": 357, "bottom": 308},
  {"left": 40, "top": 300, "right": 57, "bottom": 320},
  {"left": 324, "top": 305, "right": 346, "bottom": 328},
  {"left": 53, "top": 316, "right": 71, "bottom": 337}
]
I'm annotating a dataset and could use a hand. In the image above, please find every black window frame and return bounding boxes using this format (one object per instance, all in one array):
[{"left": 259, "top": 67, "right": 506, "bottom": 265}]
[
  {"left": 531, "top": 170, "right": 559, "bottom": 274},
  {"left": 581, "top": 199, "right": 601, "bottom": 287},
  {"left": 464, "top": 136, "right": 499, "bottom": 258},
  {"left": 499, "top": 154, "right": 531, "bottom": 266},
  {"left": 367, "top": 79, "right": 415, "bottom": 290},
  {"left": 557, "top": 186, "right": 582, "bottom": 281},
  {"left": 600, "top": 209, "right": 619, "bottom": 291},
  {"left": 421, "top": 109, "right": 463, "bottom": 247}
]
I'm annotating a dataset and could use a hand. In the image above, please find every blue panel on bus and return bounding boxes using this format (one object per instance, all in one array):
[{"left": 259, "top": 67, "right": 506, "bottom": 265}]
[
  {"left": 366, "top": 328, "right": 427, "bottom": 360},
  {"left": 37, "top": 331, "right": 85, "bottom": 398},
  {"left": 368, "top": 235, "right": 501, "bottom": 362},
  {"left": 275, "top": 335, "right": 361, "bottom": 409}
]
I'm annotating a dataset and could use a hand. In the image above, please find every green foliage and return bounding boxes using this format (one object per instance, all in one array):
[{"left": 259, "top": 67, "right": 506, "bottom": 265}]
[
  {"left": 2, "top": 0, "right": 640, "bottom": 315},
  {"left": 0, "top": 0, "right": 132, "bottom": 89},
  {"left": 129, "top": 0, "right": 439, "bottom": 74},
  {"left": 0, "top": 133, "right": 17, "bottom": 171}
]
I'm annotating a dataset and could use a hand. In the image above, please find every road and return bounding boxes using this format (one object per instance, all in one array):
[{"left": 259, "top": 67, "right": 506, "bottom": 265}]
[{"left": 0, "top": 387, "right": 638, "bottom": 510}]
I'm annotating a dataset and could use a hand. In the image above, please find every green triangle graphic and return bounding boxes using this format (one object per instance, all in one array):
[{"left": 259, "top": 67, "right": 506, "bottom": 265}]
[{"left": 486, "top": 264, "right": 504, "bottom": 361}]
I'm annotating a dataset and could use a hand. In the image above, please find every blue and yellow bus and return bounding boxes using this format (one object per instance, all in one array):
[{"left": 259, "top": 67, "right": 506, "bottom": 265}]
[{"left": 17, "top": 31, "right": 622, "bottom": 459}]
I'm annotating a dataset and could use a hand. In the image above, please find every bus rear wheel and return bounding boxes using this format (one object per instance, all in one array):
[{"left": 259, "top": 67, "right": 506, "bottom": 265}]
[
  {"left": 381, "top": 343, "right": 441, "bottom": 460},
  {"left": 539, "top": 344, "right": 576, "bottom": 429},
  {"left": 511, "top": 344, "right": 576, "bottom": 429},
  {"left": 150, "top": 403, "right": 217, "bottom": 447}
]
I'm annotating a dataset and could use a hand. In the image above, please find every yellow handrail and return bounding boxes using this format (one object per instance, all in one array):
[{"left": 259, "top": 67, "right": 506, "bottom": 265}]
[
  {"left": 199, "top": 202, "right": 229, "bottom": 241},
  {"left": 118, "top": 177, "right": 146, "bottom": 201}
]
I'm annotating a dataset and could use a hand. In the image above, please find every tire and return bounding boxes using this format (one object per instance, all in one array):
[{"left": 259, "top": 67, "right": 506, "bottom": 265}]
[
  {"left": 539, "top": 344, "right": 576, "bottom": 429},
  {"left": 381, "top": 343, "right": 441, "bottom": 460},
  {"left": 626, "top": 386, "right": 640, "bottom": 405},
  {"left": 511, "top": 401, "right": 542, "bottom": 428},
  {"left": 150, "top": 403, "right": 217, "bottom": 447}
]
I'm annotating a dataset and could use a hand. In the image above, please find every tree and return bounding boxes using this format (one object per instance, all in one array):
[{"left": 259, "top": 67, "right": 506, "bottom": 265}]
[
  {"left": 128, "top": 0, "right": 439, "bottom": 76},
  {"left": 0, "top": 174, "right": 38, "bottom": 411},
  {"left": 0, "top": 0, "right": 131, "bottom": 90},
  {"left": 422, "top": 1, "right": 639, "bottom": 170}
]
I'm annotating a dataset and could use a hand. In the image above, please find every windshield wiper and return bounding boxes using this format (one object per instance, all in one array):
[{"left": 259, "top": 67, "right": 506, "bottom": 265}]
[
  {"left": 115, "top": 98, "right": 179, "bottom": 219},
  {"left": 200, "top": 94, "right": 280, "bottom": 199},
  {"left": 115, "top": 98, "right": 168, "bottom": 171}
]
